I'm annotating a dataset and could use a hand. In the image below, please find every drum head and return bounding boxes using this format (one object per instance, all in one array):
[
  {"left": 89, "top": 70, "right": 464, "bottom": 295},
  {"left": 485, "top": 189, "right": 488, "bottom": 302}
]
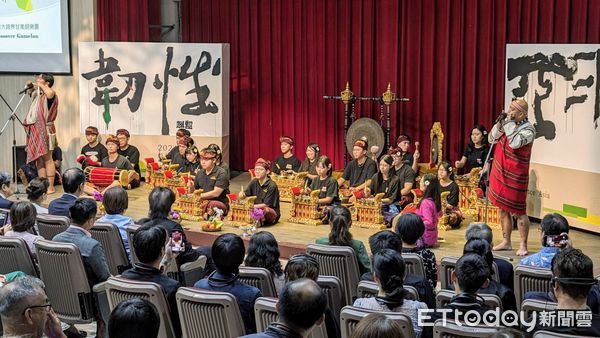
[{"left": 345, "top": 118, "right": 385, "bottom": 157}]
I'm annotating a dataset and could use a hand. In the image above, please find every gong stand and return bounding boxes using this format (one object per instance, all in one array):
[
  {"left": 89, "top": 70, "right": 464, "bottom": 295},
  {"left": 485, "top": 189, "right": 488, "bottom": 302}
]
[{"left": 324, "top": 82, "right": 409, "bottom": 164}]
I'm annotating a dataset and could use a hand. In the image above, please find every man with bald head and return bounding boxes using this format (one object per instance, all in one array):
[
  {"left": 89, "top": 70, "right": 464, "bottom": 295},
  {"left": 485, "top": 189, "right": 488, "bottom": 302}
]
[
  {"left": 241, "top": 278, "right": 327, "bottom": 338},
  {"left": 0, "top": 276, "right": 66, "bottom": 338},
  {"left": 488, "top": 98, "right": 536, "bottom": 256}
]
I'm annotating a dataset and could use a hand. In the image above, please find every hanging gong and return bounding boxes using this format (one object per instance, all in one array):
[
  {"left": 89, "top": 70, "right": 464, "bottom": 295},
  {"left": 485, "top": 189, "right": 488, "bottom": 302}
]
[{"left": 345, "top": 118, "right": 385, "bottom": 157}]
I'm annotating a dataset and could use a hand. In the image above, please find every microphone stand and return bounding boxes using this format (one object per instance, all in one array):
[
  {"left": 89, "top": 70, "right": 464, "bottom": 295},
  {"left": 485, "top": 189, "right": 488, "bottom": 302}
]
[{"left": 0, "top": 92, "right": 28, "bottom": 194}]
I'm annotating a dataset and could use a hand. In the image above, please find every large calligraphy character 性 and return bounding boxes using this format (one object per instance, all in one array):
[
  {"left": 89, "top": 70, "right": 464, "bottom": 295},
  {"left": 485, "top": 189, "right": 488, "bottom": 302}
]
[
  {"left": 507, "top": 50, "right": 600, "bottom": 140},
  {"left": 154, "top": 47, "right": 221, "bottom": 135},
  {"left": 81, "top": 48, "right": 147, "bottom": 127}
]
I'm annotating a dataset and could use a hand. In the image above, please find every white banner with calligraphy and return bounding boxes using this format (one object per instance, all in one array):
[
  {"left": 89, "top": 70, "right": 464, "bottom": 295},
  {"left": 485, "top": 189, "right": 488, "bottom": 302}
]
[
  {"left": 79, "top": 42, "right": 229, "bottom": 137},
  {"left": 505, "top": 44, "right": 600, "bottom": 232}
]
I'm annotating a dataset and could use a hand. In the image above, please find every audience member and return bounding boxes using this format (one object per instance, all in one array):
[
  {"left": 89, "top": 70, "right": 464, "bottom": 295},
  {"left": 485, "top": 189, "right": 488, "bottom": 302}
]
[
  {"left": 315, "top": 205, "right": 371, "bottom": 275},
  {"left": 48, "top": 168, "right": 85, "bottom": 217},
  {"left": 121, "top": 225, "right": 181, "bottom": 337},
  {"left": 244, "top": 231, "right": 285, "bottom": 294},
  {"left": 138, "top": 187, "right": 213, "bottom": 273},
  {"left": 5, "top": 202, "right": 43, "bottom": 260},
  {"left": 108, "top": 298, "right": 160, "bottom": 338},
  {"left": 353, "top": 249, "right": 428, "bottom": 338},
  {"left": 350, "top": 313, "right": 407, "bottom": 338},
  {"left": 0, "top": 171, "right": 15, "bottom": 209},
  {"left": 26, "top": 177, "right": 49, "bottom": 214},
  {"left": 0, "top": 276, "right": 66, "bottom": 338},
  {"left": 424, "top": 253, "right": 491, "bottom": 337},
  {"left": 361, "top": 230, "right": 435, "bottom": 308},
  {"left": 283, "top": 254, "right": 341, "bottom": 338},
  {"left": 520, "top": 213, "right": 570, "bottom": 268},
  {"left": 97, "top": 186, "right": 134, "bottom": 256},
  {"left": 532, "top": 248, "right": 600, "bottom": 336},
  {"left": 463, "top": 239, "right": 517, "bottom": 312},
  {"left": 241, "top": 279, "right": 327, "bottom": 338},
  {"left": 465, "top": 222, "right": 514, "bottom": 290},
  {"left": 394, "top": 213, "right": 438, "bottom": 289},
  {"left": 53, "top": 198, "right": 110, "bottom": 285},
  {"left": 193, "top": 233, "right": 261, "bottom": 333}
]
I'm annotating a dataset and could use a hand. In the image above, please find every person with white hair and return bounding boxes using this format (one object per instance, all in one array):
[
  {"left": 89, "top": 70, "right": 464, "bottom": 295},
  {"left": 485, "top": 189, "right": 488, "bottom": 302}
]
[{"left": 0, "top": 276, "right": 66, "bottom": 338}]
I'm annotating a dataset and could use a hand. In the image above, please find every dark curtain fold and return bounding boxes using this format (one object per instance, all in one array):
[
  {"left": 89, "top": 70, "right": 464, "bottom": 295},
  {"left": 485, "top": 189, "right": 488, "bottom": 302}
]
[
  {"left": 100, "top": 0, "right": 600, "bottom": 170},
  {"left": 96, "top": 0, "right": 161, "bottom": 41}
]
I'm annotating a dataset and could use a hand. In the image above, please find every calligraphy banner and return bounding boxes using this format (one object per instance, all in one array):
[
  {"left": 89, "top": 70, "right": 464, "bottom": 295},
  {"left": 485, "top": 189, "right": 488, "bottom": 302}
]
[
  {"left": 506, "top": 44, "right": 600, "bottom": 232},
  {"left": 79, "top": 42, "right": 229, "bottom": 137}
]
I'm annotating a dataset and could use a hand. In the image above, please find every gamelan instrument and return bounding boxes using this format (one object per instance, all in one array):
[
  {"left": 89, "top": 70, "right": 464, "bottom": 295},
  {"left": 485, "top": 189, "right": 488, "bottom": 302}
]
[
  {"left": 172, "top": 189, "right": 206, "bottom": 221},
  {"left": 270, "top": 172, "right": 308, "bottom": 203},
  {"left": 350, "top": 193, "right": 386, "bottom": 229},
  {"left": 224, "top": 194, "right": 257, "bottom": 226},
  {"left": 345, "top": 118, "right": 385, "bottom": 158},
  {"left": 288, "top": 189, "right": 323, "bottom": 225}
]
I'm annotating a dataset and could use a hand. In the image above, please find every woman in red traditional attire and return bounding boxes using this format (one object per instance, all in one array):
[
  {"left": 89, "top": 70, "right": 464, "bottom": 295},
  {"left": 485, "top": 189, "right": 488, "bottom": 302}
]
[
  {"left": 488, "top": 98, "right": 536, "bottom": 256},
  {"left": 23, "top": 74, "right": 58, "bottom": 194}
]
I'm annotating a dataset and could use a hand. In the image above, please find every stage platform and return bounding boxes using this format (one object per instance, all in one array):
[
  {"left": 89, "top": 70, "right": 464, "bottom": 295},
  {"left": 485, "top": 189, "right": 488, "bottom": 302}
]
[{"left": 39, "top": 172, "right": 600, "bottom": 273}]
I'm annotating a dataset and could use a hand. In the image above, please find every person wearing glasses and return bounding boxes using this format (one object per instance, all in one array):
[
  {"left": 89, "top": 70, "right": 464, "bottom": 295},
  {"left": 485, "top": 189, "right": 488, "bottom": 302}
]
[{"left": 0, "top": 275, "right": 66, "bottom": 338}]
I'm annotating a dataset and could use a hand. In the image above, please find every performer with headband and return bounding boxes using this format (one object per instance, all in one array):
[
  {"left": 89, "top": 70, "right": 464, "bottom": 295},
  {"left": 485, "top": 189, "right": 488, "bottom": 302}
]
[
  {"left": 78, "top": 126, "right": 107, "bottom": 169},
  {"left": 273, "top": 136, "right": 301, "bottom": 175},
  {"left": 192, "top": 147, "right": 230, "bottom": 219},
  {"left": 239, "top": 158, "right": 281, "bottom": 226},
  {"left": 488, "top": 98, "right": 536, "bottom": 256},
  {"left": 165, "top": 128, "right": 192, "bottom": 162},
  {"left": 337, "top": 137, "right": 378, "bottom": 201},
  {"left": 23, "top": 74, "right": 59, "bottom": 194}
]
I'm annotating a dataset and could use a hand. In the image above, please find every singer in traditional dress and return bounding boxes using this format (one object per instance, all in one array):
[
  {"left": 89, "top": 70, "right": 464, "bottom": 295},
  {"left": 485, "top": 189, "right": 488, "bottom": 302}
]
[
  {"left": 488, "top": 98, "right": 536, "bottom": 256},
  {"left": 23, "top": 74, "right": 58, "bottom": 194}
]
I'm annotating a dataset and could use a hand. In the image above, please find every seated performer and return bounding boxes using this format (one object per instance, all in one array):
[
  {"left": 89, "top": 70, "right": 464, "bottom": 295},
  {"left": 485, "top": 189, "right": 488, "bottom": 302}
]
[
  {"left": 272, "top": 136, "right": 301, "bottom": 175},
  {"left": 178, "top": 145, "right": 201, "bottom": 175},
  {"left": 337, "top": 137, "right": 377, "bottom": 201},
  {"left": 437, "top": 161, "right": 463, "bottom": 228},
  {"left": 207, "top": 143, "right": 230, "bottom": 179},
  {"left": 165, "top": 128, "right": 192, "bottom": 161},
  {"left": 84, "top": 136, "right": 140, "bottom": 194},
  {"left": 79, "top": 126, "right": 107, "bottom": 169},
  {"left": 395, "top": 134, "right": 419, "bottom": 174},
  {"left": 415, "top": 173, "right": 442, "bottom": 248},
  {"left": 116, "top": 129, "right": 141, "bottom": 175},
  {"left": 299, "top": 143, "right": 320, "bottom": 184},
  {"left": 308, "top": 155, "right": 340, "bottom": 207},
  {"left": 192, "top": 147, "right": 230, "bottom": 218},
  {"left": 389, "top": 147, "right": 415, "bottom": 209},
  {"left": 365, "top": 154, "right": 400, "bottom": 225},
  {"left": 166, "top": 135, "right": 191, "bottom": 169},
  {"left": 239, "top": 158, "right": 280, "bottom": 226},
  {"left": 454, "top": 124, "right": 490, "bottom": 173}
]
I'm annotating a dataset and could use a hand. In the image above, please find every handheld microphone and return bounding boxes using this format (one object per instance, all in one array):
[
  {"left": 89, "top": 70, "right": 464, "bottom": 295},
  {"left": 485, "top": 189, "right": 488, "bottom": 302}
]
[
  {"left": 495, "top": 110, "right": 507, "bottom": 124},
  {"left": 18, "top": 81, "right": 33, "bottom": 95}
]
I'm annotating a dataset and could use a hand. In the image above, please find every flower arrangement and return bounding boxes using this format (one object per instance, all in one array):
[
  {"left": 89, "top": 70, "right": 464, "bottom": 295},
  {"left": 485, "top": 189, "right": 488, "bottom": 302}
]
[
  {"left": 169, "top": 210, "right": 181, "bottom": 221},
  {"left": 250, "top": 208, "right": 265, "bottom": 222},
  {"left": 92, "top": 191, "right": 103, "bottom": 202}
]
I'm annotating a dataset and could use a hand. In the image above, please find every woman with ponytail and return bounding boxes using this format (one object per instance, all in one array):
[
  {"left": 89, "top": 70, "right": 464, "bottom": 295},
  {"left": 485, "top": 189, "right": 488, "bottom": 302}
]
[
  {"left": 353, "top": 249, "right": 428, "bottom": 338},
  {"left": 315, "top": 205, "right": 371, "bottom": 275}
]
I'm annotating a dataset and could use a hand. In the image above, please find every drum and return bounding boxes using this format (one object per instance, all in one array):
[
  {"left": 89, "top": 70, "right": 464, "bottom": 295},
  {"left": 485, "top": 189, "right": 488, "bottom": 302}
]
[{"left": 85, "top": 167, "right": 129, "bottom": 187}]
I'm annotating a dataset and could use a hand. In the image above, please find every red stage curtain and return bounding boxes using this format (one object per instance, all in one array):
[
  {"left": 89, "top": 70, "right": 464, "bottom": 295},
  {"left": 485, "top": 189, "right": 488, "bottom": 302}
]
[
  {"left": 100, "top": 0, "right": 600, "bottom": 170},
  {"left": 96, "top": 0, "right": 161, "bottom": 41}
]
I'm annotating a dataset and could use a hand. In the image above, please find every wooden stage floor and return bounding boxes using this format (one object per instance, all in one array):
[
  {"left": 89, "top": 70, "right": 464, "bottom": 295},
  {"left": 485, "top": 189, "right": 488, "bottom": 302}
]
[{"left": 40, "top": 172, "right": 600, "bottom": 274}]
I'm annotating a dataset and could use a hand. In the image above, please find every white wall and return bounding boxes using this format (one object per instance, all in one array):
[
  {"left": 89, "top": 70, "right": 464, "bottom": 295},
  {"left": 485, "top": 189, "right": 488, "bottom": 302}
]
[{"left": 0, "top": 1, "right": 95, "bottom": 176}]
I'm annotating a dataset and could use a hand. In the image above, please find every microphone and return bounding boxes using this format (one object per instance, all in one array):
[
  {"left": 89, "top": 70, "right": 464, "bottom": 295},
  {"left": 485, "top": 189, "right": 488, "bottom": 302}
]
[
  {"left": 495, "top": 110, "right": 507, "bottom": 124},
  {"left": 18, "top": 81, "right": 33, "bottom": 95}
]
